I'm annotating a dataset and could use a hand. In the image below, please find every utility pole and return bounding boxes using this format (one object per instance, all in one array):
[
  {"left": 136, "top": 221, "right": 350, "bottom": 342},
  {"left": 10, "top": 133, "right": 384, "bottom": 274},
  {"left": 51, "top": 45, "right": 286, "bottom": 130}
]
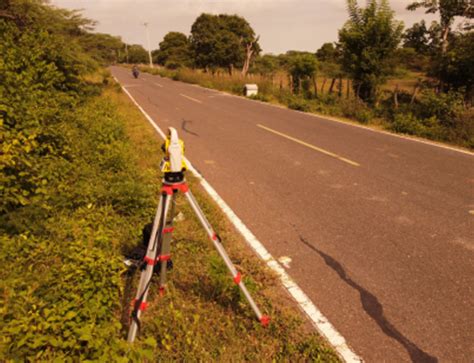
[{"left": 143, "top": 22, "right": 153, "bottom": 68}]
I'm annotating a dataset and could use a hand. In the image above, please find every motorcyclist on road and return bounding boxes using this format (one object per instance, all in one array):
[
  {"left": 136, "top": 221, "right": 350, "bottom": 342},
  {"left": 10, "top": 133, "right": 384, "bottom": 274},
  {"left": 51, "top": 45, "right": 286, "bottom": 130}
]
[{"left": 132, "top": 65, "right": 139, "bottom": 79}]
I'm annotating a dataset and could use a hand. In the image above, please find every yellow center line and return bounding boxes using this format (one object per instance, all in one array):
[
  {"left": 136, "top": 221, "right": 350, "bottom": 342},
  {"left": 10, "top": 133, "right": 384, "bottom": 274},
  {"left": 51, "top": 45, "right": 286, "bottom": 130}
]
[
  {"left": 180, "top": 93, "right": 203, "bottom": 104},
  {"left": 257, "top": 124, "right": 360, "bottom": 167}
]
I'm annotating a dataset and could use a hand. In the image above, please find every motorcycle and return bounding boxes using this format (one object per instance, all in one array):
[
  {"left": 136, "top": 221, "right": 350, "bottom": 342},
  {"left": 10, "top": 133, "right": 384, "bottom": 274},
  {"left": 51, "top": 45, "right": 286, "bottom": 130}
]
[{"left": 132, "top": 67, "right": 139, "bottom": 79}]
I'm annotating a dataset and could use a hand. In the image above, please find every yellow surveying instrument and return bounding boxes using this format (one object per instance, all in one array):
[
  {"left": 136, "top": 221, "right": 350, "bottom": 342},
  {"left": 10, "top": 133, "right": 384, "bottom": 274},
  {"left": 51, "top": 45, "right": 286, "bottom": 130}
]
[
  {"left": 127, "top": 127, "right": 269, "bottom": 343},
  {"left": 159, "top": 128, "right": 187, "bottom": 174}
]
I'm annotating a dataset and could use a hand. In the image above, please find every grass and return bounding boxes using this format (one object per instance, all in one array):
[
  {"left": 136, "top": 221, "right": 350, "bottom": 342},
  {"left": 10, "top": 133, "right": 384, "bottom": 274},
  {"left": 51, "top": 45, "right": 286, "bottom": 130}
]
[
  {"left": 108, "top": 77, "right": 341, "bottom": 361},
  {"left": 137, "top": 64, "right": 423, "bottom": 99}
]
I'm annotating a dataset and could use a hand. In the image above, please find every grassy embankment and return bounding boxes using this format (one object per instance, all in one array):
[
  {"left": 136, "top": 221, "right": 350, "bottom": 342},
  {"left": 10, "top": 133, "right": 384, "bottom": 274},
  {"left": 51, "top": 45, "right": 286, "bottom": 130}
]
[
  {"left": 138, "top": 65, "right": 473, "bottom": 149},
  {"left": 1, "top": 69, "right": 340, "bottom": 361}
]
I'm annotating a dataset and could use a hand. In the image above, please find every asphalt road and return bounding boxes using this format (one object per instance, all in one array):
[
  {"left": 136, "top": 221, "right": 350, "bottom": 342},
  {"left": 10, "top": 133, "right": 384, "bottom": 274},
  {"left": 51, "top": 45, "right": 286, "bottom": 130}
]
[{"left": 111, "top": 66, "right": 474, "bottom": 362}]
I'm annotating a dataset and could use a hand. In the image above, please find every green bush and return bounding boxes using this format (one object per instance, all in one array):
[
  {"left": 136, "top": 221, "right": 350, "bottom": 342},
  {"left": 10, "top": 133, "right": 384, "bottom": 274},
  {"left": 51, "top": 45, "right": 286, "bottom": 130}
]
[
  {"left": 0, "top": 90, "right": 156, "bottom": 360},
  {"left": 390, "top": 112, "right": 442, "bottom": 139},
  {"left": 354, "top": 108, "right": 374, "bottom": 123},
  {"left": 388, "top": 90, "right": 472, "bottom": 145},
  {"left": 0, "top": 9, "right": 155, "bottom": 361},
  {"left": 444, "top": 108, "right": 474, "bottom": 148},
  {"left": 415, "top": 90, "right": 464, "bottom": 128},
  {"left": 0, "top": 228, "right": 125, "bottom": 360},
  {"left": 249, "top": 93, "right": 270, "bottom": 102},
  {"left": 0, "top": 20, "right": 82, "bottom": 214},
  {"left": 165, "top": 60, "right": 184, "bottom": 70},
  {"left": 340, "top": 99, "right": 373, "bottom": 123},
  {"left": 288, "top": 97, "right": 312, "bottom": 112}
]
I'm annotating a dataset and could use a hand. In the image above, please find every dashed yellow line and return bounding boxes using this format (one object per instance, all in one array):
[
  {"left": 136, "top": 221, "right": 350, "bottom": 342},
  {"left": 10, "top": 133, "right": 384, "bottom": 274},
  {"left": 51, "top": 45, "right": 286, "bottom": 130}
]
[
  {"left": 257, "top": 124, "right": 360, "bottom": 167},
  {"left": 180, "top": 93, "right": 202, "bottom": 104}
]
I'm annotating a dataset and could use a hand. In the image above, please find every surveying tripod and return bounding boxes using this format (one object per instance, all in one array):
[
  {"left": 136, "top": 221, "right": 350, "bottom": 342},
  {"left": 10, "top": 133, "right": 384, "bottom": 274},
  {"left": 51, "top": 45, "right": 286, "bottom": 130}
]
[{"left": 127, "top": 128, "right": 269, "bottom": 343}]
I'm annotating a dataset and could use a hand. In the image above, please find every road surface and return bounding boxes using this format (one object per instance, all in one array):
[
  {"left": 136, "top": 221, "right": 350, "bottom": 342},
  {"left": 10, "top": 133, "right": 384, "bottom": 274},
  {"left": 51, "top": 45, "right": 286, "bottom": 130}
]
[{"left": 111, "top": 66, "right": 473, "bottom": 362}]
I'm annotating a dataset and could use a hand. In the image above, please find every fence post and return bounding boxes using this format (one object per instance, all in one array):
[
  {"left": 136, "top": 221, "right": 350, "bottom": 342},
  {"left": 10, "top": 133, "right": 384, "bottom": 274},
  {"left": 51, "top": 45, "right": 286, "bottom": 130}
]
[
  {"left": 410, "top": 79, "right": 421, "bottom": 105},
  {"left": 393, "top": 84, "right": 399, "bottom": 109}
]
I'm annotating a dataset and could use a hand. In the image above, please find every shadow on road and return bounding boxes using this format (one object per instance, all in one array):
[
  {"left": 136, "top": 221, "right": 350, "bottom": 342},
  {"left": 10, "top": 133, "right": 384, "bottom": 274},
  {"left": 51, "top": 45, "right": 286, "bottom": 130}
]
[
  {"left": 298, "top": 235, "right": 438, "bottom": 363},
  {"left": 181, "top": 119, "right": 199, "bottom": 136}
]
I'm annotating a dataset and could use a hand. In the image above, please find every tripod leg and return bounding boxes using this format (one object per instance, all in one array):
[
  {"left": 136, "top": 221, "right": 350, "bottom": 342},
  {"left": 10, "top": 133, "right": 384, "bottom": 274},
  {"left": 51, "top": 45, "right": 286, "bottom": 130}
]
[
  {"left": 158, "top": 191, "right": 176, "bottom": 295},
  {"left": 128, "top": 191, "right": 173, "bottom": 342},
  {"left": 183, "top": 189, "right": 269, "bottom": 326}
]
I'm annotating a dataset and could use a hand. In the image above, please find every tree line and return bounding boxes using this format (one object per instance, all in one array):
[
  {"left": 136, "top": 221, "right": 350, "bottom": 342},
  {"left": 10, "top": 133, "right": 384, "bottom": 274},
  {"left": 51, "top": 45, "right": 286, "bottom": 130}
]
[
  {"left": 118, "top": 0, "right": 472, "bottom": 107},
  {"left": 39, "top": 0, "right": 469, "bottom": 107}
]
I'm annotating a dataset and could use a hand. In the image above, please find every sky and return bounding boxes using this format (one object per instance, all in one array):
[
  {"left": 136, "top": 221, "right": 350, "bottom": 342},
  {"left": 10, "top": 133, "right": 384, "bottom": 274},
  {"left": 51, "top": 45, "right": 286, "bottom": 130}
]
[{"left": 51, "top": 0, "right": 435, "bottom": 54}]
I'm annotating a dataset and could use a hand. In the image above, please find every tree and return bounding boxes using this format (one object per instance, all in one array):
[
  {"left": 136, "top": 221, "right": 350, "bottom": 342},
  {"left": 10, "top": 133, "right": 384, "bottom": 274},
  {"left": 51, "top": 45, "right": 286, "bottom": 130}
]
[
  {"left": 403, "top": 20, "right": 431, "bottom": 53},
  {"left": 189, "top": 13, "right": 260, "bottom": 74},
  {"left": 1, "top": 0, "right": 127, "bottom": 67},
  {"left": 400, "top": 20, "right": 439, "bottom": 71},
  {"left": 153, "top": 31, "right": 191, "bottom": 68},
  {"left": 253, "top": 54, "right": 279, "bottom": 77},
  {"left": 316, "top": 42, "right": 338, "bottom": 62},
  {"left": 339, "top": 0, "right": 403, "bottom": 103},
  {"left": 407, "top": 0, "right": 474, "bottom": 53},
  {"left": 220, "top": 14, "right": 260, "bottom": 75},
  {"left": 403, "top": 19, "right": 446, "bottom": 55},
  {"left": 394, "top": 47, "right": 430, "bottom": 72},
  {"left": 126, "top": 44, "right": 148, "bottom": 64},
  {"left": 319, "top": 61, "right": 344, "bottom": 93},
  {"left": 0, "top": 0, "right": 95, "bottom": 33},
  {"left": 287, "top": 54, "right": 318, "bottom": 96},
  {"left": 436, "top": 31, "right": 474, "bottom": 103},
  {"left": 80, "top": 33, "right": 124, "bottom": 64}
]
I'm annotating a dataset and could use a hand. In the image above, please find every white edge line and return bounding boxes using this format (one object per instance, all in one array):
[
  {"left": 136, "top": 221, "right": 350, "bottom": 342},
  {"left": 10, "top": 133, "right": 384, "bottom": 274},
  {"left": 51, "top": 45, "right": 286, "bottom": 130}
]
[{"left": 113, "top": 75, "right": 363, "bottom": 363}]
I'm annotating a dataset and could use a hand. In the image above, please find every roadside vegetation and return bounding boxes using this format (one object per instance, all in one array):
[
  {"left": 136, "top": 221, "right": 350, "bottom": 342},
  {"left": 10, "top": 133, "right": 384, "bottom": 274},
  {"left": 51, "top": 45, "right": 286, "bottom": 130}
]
[
  {"left": 0, "top": 1, "right": 339, "bottom": 361},
  {"left": 133, "top": 1, "right": 473, "bottom": 148}
]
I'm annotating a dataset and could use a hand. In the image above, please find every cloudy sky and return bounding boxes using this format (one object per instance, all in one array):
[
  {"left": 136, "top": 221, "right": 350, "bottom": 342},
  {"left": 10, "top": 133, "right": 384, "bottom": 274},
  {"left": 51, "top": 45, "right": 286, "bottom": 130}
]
[{"left": 51, "top": 0, "right": 434, "bottom": 54}]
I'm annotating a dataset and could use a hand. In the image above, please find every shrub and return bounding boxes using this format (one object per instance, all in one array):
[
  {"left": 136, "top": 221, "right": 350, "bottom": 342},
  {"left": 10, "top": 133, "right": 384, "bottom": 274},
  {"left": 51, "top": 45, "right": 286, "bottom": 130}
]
[
  {"left": 0, "top": 230, "right": 125, "bottom": 361},
  {"left": 288, "top": 98, "right": 312, "bottom": 112},
  {"left": 249, "top": 93, "right": 270, "bottom": 102},
  {"left": 165, "top": 60, "right": 184, "bottom": 70},
  {"left": 390, "top": 112, "right": 443, "bottom": 139},
  {"left": 0, "top": 91, "right": 156, "bottom": 360},
  {"left": 415, "top": 90, "right": 465, "bottom": 128},
  {"left": 340, "top": 98, "right": 373, "bottom": 123},
  {"left": 390, "top": 90, "right": 473, "bottom": 145},
  {"left": 0, "top": 12, "right": 154, "bottom": 361},
  {"left": 446, "top": 108, "right": 474, "bottom": 148},
  {"left": 354, "top": 108, "right": 374, "bottom": 123}
]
